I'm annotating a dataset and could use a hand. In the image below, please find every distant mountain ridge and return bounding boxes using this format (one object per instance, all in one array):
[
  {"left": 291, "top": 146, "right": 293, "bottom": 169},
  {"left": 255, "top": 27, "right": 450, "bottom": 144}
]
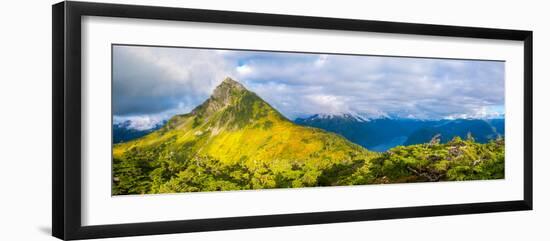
[
  {"left": 305, "top": 113, "right": 370, "bottom": 122},
  {"left": 404, "top": 118, "right": 504, "bottom": 145},
  {"left": 295, "top": 114, "right": 504, "bottom": 151}
]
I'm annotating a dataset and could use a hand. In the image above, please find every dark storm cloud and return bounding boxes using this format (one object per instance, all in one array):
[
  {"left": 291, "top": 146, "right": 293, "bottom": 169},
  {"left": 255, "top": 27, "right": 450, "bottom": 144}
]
[{"left": 112, "top": 46, "right": 232, "bottom": 116}]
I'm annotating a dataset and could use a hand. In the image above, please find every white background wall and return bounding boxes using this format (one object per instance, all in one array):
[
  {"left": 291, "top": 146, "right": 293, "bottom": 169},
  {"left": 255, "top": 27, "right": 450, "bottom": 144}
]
[{"left": 0, "top": 0, "right": 547, "bottom": 240}]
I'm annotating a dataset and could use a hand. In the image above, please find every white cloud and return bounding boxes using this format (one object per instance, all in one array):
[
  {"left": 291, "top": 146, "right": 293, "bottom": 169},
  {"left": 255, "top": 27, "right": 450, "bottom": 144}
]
[
  {"left": 113, "top": 46, "right": 505, "bottom": 122},
  {"left": 314, "top": 55, "right": 328, "bottom": 67},
  {"left": 304, "top": 94, "right": 350, "bottom": 115},
  {"left": 234, "top": 53, "right": 504, "bottom": 120},
  {"left": 236, "top": 64, "right": 253, "bottom": 75},
  {"left": 114, "top": 115, "right": 164, "bottom": 131},
  {"left": 444, "top": 106, "right": 504, "bottom": 120}
]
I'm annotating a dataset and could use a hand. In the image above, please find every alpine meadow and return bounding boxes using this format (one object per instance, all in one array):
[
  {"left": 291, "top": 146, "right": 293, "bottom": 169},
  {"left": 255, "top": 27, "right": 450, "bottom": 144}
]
[{"left": 112, "top": 45, "right": 505, "bottom": 195}]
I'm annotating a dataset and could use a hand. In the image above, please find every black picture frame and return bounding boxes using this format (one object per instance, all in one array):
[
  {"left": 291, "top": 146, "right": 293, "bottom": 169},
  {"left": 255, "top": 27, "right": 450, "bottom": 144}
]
[{"left": 52, "top": 1, "right": 533, "bottom": 240}]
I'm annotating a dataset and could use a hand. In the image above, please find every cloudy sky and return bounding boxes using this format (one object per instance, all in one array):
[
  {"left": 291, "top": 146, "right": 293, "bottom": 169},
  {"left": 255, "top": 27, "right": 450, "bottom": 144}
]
[{"left": 113, "top": 45, "right": 504, "bottom": 130}]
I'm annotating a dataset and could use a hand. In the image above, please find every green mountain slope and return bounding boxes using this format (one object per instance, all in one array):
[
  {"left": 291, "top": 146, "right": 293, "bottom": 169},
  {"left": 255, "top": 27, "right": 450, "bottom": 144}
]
[
  {"left": 113, "top": 77, "right": 504, "bottom": 195},
  {"left": 113, "top": 77, "right": 375, "bottom": 194}
]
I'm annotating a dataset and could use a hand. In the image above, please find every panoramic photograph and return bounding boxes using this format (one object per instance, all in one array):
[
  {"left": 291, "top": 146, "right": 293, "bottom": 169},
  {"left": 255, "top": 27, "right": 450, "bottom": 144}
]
[{"left": 111, "top": 45, "right": 505, "bottom": 195}]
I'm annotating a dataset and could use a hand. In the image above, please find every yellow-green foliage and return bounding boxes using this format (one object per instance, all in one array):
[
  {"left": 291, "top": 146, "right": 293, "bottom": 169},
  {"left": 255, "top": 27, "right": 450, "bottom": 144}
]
[
  {"left": 113, "top": 78, "right": 374, "bottom": 194},
  {"left": 112, "top": 78, "right": 505, "bottom": 195},
  {"left": 344, "top": 136, "right": 505, "bottom": 185}
]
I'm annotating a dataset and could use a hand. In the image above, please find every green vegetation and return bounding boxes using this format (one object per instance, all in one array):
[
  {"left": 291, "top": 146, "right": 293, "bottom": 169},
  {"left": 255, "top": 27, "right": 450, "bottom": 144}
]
[
  {"left": 112, "top": 77, "right": 505, "bottom": 195},
  {"left": 332, "top": 135, "right": 505, "bottom": 186}
]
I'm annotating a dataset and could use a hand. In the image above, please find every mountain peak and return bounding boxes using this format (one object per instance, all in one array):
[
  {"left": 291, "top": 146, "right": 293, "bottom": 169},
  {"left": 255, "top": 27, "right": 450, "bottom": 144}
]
[
  {"left": 169, "top": 76, "right": 288, "bottom": 131},
  {"left": 190, "top": 77, "right": 246, "bottom": 115},
  {"left": 219, "top": 77, "right": 245, "bottom": 90},
  {"left": 209, "top": 77, "right": 246, "bottom": 103}
]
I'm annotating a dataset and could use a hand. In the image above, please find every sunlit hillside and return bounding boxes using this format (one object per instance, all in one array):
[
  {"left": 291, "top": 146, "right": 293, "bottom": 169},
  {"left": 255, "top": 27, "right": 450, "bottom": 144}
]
[{"left": 112, "top": 77, "right": 504, "bottom": 195}]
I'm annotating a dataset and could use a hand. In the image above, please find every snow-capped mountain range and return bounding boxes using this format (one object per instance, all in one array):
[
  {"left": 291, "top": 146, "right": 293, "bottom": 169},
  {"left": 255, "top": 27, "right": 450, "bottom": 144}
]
[
  {"left": 295, "top": 113, "right": 505, "bottom": 152},
  {"left": 113, "top": 111, "right": 505, "bottom": 152}
]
